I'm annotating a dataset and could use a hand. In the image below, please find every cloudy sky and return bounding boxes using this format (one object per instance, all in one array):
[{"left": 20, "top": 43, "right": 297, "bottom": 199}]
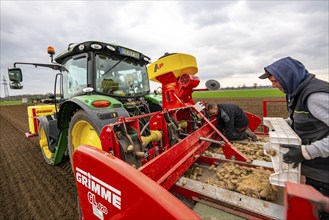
[{"left": 1, "top": 1, "right": 328, "bottom": 97}]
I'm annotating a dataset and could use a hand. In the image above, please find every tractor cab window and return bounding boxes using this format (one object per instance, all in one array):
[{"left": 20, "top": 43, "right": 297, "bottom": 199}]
[
  {"left": 95, "top": 54, "right": 150, "bottom": 97},
  {"left": 62, "top": 56, "right": 88, "bottom": 98}
]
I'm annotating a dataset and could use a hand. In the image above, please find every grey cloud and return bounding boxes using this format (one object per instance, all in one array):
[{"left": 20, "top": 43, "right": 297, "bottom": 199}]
[
  {"left": 1, "top": 1, "right": 328, "bottom": 97},
  {"left": 178, "top": 1, "right": 234, "bottom": 27},
  {"left": 246, "top": 1, "right": 328, "bottom": 13}
]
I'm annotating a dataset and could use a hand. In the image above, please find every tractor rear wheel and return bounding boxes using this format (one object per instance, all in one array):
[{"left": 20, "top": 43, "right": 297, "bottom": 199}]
[
  {"left": 68, "top": 110, "right": 102, "bottom": 161},
  {"left": 39, "top": 126, "right": 54, "bottom": 165}
]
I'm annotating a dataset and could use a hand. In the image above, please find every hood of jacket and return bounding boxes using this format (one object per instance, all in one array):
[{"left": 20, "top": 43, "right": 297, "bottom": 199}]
[{"left": 264, "top": 57, "right": 310, "bottom": 97}]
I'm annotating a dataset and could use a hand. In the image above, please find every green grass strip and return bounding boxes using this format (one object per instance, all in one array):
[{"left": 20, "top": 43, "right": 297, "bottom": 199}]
[
  {"left": 0, "top": 100, "right": 23, "bottom": 106},
  {"left": 192, "top": 88, "right": 285, "bottom": 98}
]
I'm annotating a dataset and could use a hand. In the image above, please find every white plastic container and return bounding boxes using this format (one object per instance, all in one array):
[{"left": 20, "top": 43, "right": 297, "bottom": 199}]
[{"left": 263, "top": 117, "right": 301, "bottom": 187}]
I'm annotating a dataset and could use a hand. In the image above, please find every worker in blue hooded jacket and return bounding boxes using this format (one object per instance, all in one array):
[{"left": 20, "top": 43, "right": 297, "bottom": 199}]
[{"left": 259, "top": 57, "right": 329, "bottom": 199}]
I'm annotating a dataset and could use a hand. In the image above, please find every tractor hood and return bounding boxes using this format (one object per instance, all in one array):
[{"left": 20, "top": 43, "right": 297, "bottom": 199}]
[{"left": 72, "top": 95, "right": 123, "bottom": 109}]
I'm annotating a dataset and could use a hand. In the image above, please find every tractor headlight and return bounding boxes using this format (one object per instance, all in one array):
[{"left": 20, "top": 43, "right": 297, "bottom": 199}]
[
  {"left": 78, "top": 44, "right": 85, "bottom": 51},
  {"left": 143, "top": 57, "right": 150, "bottom": 62},
  {"left": 91, "top": 43, "right": 102, "bottom": 50},
  {"left": 106, "top": 45, "right": 116, "bottom": 51}
]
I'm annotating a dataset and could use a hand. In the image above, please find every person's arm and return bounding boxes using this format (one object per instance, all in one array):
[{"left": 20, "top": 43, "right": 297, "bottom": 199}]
[
  {"left": 221, "top": 110, "right": 237, "bottom": 140},
  {"left": 216, "top": 115, "right": 224, "bottom": 132},
  {"left": 302, "top": 92, "right": 329, "bottom": 159}
]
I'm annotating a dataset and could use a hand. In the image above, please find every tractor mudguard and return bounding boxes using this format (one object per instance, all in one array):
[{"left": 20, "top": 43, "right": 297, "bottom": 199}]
[
  {"left": 57, "top": 97, "right": 130, "bottom": 131},
  {"left": 38, "top": 115, "right": 60, "bottom": 153}
]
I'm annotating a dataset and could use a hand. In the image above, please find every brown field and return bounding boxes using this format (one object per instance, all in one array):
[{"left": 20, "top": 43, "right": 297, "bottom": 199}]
[
  {"left": 0, "top": 98, "right": 287, "bottom": 219},
  {"left": 0, "top": 104, "right": 78, "bottom": 219}
]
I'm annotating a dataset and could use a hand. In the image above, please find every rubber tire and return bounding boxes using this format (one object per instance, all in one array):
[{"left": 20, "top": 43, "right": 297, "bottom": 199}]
[{"left": 68, "top": 110, "right": 102, "bottom": 162}]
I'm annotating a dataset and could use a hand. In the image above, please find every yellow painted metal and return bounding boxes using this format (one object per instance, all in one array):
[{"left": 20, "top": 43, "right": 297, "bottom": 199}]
[
  {"left": 39, "top": 126, "right": 52, "bottom": 159},
  {"left": 27, "top": 105, "right": 56, "bottom": 134},
  {"left": 147, "top": 53, "right": 198, "bottom": 82},
  {"left": 179, "top": 121, "right": 188, "bottom": 129},
  {"left": 141, "top": 130, "right": 163, "bottom": 145},
  {"left": 71, "top": 120, "right": 102, "bottom": 152}
]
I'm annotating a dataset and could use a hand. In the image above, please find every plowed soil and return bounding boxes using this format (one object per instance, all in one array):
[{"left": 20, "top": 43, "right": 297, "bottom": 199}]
[
  {"left": 0, "top": 104, "right": 78, "bottom": 219},
  {"left": 0, "top": 98, "right": 287, "bottom": 219}
]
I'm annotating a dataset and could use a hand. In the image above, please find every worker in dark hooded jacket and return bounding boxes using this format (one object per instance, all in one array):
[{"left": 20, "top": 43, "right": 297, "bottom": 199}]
[
  {"left": 208, "top": 103, "right": 257, "bottom": 141},
  {"left": 259, "top": 57, "right": 329, "bottom": 199}
]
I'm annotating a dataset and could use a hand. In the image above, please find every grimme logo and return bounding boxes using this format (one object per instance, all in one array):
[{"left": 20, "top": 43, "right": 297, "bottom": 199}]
[
  {"left": 154, "top": 63, "right": 164, "bottom": 72},
  {"left": 88, "top": 191, "right": 108, "bottom": 217},
  {"left": 76, "top": 167, "right": 121, "bottom": 210}
]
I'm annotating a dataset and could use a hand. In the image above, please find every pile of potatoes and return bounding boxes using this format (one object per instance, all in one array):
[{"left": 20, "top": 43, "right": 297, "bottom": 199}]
[
  {"left": 256, "top": 136, "right": 267, "bottom": 142},
  {"left": 185, "top": 162, "right": 278, "bottom": 201},
  {"left": 206, "top": 143, "right": 275, "bottom": 162}
]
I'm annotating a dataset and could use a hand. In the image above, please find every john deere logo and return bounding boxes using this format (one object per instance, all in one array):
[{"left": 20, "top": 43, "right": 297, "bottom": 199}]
[{"left": 154, "top": 63, "right": 163, "bottom": 73}]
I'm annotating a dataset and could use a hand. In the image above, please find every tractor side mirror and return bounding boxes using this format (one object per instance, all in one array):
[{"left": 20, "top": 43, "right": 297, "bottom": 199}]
[
  {"left": 8, "top": 68, "right": 22, "bottom": 82},
  {"left": 8, "top": 68, "right": 23, "bottom": 89}
]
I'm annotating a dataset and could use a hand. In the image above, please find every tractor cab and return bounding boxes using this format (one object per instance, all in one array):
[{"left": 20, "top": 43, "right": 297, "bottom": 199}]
[
  {"left": 54, "top": 41, "right": 151, "bottom": 100},
  {"left": 8, "top": 41, "right": 160, "bottom": 115},
  {"left": 8, "top": 41, "right": 151, "bottom": 99}
]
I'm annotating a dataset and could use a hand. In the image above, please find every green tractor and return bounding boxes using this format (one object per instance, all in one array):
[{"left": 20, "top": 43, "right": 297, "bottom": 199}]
[{"left": 8, "top": 41, "right": 162, "bottom": 165}]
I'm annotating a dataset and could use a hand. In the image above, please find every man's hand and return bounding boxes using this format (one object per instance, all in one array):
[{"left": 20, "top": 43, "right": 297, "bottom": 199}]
[{"left": 281, "top": 144, "right": 305, "bottom": 168}]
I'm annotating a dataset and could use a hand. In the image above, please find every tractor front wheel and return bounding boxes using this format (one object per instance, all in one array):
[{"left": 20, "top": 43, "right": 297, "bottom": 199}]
[{"left": 68, "top": 110, "right": 102, "bottom": 161}]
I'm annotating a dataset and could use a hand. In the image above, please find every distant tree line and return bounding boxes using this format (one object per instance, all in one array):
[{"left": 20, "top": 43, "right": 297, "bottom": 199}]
[
  {"left": 0, "top": 94, "right": 49, "bottom": 102},
  {"left": 221, "top": 84, "right": 272, "bottom": 90}
]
